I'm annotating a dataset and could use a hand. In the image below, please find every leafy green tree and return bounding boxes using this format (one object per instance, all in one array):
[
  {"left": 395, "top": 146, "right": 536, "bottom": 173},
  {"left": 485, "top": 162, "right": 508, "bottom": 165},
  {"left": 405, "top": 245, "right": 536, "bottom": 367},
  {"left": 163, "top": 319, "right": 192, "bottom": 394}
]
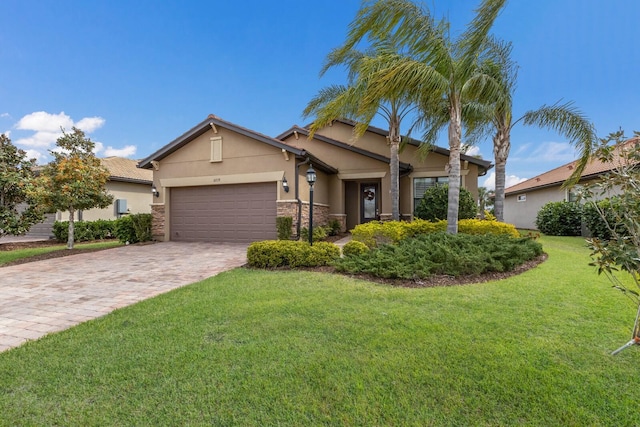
[
  {"left": 582, "top": 130, "right": 640, "bottom": 355},
  {"left": 35, "top": 128, "right": 113, "bottom": 249},
  {"left": 414, "top": 184, "right": 477, "bottom": 222},
  {"left": 303, "top": 41, "right": 417, "bottom": 221},
  {"left": 333, "top": 0, "right": 508, "bottom": 233},
  {"left": 0, "top": 134, "right": 44, "bottom": 237}
]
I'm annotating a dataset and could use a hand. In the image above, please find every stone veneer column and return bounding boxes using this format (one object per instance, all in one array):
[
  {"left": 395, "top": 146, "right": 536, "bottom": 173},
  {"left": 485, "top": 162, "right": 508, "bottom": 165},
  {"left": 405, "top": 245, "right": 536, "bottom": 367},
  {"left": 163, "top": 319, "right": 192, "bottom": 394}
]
[{"left": 151, "top": 204, "right": 165, "bottom": 241}]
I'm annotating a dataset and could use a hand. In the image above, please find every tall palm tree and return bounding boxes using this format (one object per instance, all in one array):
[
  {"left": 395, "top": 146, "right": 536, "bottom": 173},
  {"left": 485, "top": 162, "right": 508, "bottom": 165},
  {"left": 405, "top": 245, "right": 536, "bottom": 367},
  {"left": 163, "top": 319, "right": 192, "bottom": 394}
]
[
  {"left": 481, "top": 44, "right": 597, "bottom": 221},
  {"left": 303, "top": 42, "right": 417, "bottom": 221},
  {"left": 334, "top": 0, "right": 508, "bottom": 233}
]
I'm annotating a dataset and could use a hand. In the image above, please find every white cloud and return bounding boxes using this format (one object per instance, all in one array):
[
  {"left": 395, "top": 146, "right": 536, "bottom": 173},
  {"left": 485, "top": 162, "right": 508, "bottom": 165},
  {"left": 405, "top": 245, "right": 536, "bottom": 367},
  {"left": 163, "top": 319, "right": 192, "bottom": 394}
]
[
  {"left": 481, "top": 171, "right": 528, "bottom": 191},
  {"left": 76, "top": 116, "right": 106, "bottom": 133},
  {"left": 11, "top": 111, "right": 106, "bottom": 163},
  {"left": 24, "top": 149, "right": 47, "bottom": 163},
  {"left": 464, "top": 145, "right": 482, "bottom": 157},
  {"left": 16, "top": 111, "right": 74, "bottom": 133},
  {"left": 2, "top": 130, "right": 10, "bottom": 138},
  {"left": 1, "top": 113, "right": 12, "bottom": 119},
  {"left": 104, "top": 145, "right": 137, "bottom": 157},
  {"left": 93, "top": 141, "right": 104, "bottom": 154},
  {"left": 511, "top": 141, "right": 577, "bottom": 164}
]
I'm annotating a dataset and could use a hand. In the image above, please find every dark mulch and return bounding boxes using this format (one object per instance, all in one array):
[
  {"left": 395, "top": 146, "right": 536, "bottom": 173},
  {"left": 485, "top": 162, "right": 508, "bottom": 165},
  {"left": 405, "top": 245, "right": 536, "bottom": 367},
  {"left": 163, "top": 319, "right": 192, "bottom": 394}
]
[{"left": 0, "top": 240, "right": 124, "bottom": 267}]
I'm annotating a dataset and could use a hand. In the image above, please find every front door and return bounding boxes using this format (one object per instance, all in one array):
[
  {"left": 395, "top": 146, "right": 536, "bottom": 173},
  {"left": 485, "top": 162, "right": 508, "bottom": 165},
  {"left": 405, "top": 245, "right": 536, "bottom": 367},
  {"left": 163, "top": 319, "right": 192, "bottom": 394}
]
[{"left": 360, "top": 183, "right": 379, "bottom": 223}]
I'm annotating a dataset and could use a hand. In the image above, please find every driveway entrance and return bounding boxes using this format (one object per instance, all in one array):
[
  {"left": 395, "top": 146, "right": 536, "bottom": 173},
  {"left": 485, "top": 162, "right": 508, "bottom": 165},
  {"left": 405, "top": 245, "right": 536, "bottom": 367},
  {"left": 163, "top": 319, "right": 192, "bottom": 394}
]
[{"left": 0, "top": 242, "right": 247, "bottom": 352}]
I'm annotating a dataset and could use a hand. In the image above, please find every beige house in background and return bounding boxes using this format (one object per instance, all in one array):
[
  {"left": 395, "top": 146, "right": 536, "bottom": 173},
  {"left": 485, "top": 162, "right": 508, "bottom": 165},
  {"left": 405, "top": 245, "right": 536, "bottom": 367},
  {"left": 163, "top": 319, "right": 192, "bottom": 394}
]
[
  {"left": 56, "top": 157, "right": 153, "bottom": 222},
  {"left": 504, "top": 136, "right": 639, "bottom": 230},
  {"left": 138, "top": 114, "right": 492, "bottom": 243},
  {"left": 25, "top": 157, "right": 153, "bottom": 239}
]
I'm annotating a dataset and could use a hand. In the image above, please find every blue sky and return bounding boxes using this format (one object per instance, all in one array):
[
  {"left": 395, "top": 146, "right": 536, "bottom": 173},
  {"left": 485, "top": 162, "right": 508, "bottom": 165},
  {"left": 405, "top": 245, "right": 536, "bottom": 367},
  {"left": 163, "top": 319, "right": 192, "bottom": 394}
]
[{"left": 1, "top": 0, "right": 638, "bottom": 190}]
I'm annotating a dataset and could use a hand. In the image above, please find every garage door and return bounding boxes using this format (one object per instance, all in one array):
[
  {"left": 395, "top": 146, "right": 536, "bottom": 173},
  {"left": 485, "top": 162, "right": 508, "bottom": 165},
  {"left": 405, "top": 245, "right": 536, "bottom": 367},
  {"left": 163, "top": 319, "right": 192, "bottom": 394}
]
[{"left": 170, "top": 183, "right": 277, "bottom": 243}]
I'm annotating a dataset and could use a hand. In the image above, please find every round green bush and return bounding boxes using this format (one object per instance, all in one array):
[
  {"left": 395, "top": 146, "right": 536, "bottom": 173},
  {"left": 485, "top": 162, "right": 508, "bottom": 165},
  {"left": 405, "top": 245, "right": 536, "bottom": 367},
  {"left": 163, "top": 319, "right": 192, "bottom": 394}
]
[
  {"left": 342, "top": 240, "right": 369, "bottom": 257},
  {"left": 535, "top": 201, "right": 583, "bottom": 236},
  {"left": 414, "top": 184, "right": 477, "bottom": 222}
]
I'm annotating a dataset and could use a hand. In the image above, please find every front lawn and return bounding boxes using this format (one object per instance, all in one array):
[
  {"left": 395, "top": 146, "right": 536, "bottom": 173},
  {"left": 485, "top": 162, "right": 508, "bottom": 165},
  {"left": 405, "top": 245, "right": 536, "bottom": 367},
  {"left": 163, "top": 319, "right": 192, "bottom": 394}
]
[
  {"left": 0, "top": 240, "right": 123, "bottom": 266},
  {"left": 0, "top": 235, "right": 637, "bottom": 425}
]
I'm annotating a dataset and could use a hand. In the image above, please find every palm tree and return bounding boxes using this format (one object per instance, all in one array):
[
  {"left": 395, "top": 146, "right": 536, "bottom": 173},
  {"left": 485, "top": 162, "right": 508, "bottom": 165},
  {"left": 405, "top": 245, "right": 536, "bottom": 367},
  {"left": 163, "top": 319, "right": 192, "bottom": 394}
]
[
  {"left": 303, "top": 42, "right": 417, "bottom": 221},
  {"left": 482, "top": 45, "right": 597, "bottom": 221},
  {"left": 333, "top": 0, "right": 508, "bottom": 233}
]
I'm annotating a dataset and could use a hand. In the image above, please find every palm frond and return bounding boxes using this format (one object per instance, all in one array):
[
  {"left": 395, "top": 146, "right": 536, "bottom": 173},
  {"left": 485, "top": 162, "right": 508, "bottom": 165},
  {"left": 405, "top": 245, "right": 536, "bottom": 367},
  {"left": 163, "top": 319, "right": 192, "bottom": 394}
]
[{"left": 522, "top": 101, "right": 597, "bottom": 186}]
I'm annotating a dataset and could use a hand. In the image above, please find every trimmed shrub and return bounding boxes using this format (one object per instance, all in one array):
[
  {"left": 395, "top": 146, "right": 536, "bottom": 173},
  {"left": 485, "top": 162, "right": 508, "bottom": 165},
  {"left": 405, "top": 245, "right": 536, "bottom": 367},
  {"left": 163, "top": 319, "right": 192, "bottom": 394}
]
[
  {"left": 327, "top": 219, "right": 342, "bottom": 236},
  {"left": 342, "top": 240, "right": 369, "bottom": 257},
  {"left": 351, "top": 218, "right": 516, "bottom": 248},
  {"left": 458, "top": 219, "right": 519, "bottom": 237},
  {"left": 247, "top": 240, "right": 340, "bottom": 268},
  {"left": 334, "top": 232, "right": 543, "bottom": 279},
  {"left": 582, "top": 197, "right": 625, "bottom": 240},
  {"left": 414, "top": 184, "right": 477, "bottom": 221},
  {"left": 114, "top": 214, "right": 153, "bottom": 244},
  {"left": 276, "top": 216, "right": 293, "bottom": 240},
  {"left": 53, "top": 219, "right": 116, "bottom": 242},
  {"left": 535, "top": 201, "right": 583, "bottom": 236},
  {"left": 300, "top": 225, "right": 328, "bottom": 242}
]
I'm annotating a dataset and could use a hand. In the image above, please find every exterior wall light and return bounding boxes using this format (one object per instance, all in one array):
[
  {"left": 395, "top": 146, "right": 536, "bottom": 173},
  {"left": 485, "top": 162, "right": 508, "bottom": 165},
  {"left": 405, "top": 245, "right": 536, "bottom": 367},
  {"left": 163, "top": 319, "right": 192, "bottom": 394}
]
[
  {"left": 282, "top": 177, "right": 289, "bottom": 193},
  {"left": 152, "top": 185, "right": 160, "bottom": 198}
]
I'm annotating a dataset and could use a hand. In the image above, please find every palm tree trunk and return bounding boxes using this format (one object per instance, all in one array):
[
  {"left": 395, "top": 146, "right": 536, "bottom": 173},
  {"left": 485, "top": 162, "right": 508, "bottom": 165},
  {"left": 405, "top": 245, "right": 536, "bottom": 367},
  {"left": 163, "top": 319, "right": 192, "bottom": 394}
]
[
  {"left": 493, "top": 130, "right": 510, "bottom": 222},
  {"left": 389, "top": 116, "right": 401, "bottom": 221},
  {"left": 447, "top": 101, "right": 462, "bottom": 234}
]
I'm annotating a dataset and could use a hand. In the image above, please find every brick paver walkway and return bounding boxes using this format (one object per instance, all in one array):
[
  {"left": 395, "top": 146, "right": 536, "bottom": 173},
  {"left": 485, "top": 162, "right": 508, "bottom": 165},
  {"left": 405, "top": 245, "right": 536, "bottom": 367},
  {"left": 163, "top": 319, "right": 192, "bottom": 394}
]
[{"left": 0, "top": 242, "right": 247, "bottom": 352}]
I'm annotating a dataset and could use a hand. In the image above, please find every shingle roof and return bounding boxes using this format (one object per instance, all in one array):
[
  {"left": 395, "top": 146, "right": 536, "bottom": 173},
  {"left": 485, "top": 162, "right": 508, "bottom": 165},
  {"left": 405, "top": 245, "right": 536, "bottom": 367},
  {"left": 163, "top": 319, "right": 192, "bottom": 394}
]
[
  {"left": 277, "top": 125, "right": 414, "bottom": 174},
  {"left": 296, "top": 118, "right": 493, "bottom": 175},
  {"left": 101, "top": 157, "right": 152, "bottom": 184},
  {"left": 138, "top": 115, "right": 338, "bottom": 174},
  {"left": 505, "top": 137, "right": 640, "bottom": 195}
]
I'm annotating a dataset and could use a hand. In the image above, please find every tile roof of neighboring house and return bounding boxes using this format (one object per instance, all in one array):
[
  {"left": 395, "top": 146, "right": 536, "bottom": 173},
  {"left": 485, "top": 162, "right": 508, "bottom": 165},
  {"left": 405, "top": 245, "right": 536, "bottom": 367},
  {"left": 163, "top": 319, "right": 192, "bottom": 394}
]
[
  {"left": 138, "top": 115, "right": 338, "bottom": 174},
  {"left": 277, "top": 125, "right": 414, "bottom": 174},
  {"left": 295, "top": 118, "right": 493, "bottom": 175},
  {"left": 101, "top": 157, "right": 153, "bottom": 184},
  {"left": 505, "top": 137, "right": 640, "bottom": 195}
]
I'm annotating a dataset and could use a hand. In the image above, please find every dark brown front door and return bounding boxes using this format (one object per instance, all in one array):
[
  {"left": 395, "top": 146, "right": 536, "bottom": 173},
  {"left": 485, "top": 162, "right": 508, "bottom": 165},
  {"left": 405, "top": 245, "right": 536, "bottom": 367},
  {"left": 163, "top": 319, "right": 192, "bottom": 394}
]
[{"left": 360, "top": 183, "right": 379, "bottom": 223}]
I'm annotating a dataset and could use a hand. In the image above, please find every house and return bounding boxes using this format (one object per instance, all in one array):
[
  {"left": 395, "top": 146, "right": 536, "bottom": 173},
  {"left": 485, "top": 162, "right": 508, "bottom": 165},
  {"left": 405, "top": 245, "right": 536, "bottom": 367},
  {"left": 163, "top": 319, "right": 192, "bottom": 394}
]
[
  {"left": 23, "top": 157, "right": 153, "bottom": 239},
  {"left": 504, "top": 137, "right": 639, "bottom": 230},
  {"left": 138, "top": 114, "right": 492, "bottom": 243}
]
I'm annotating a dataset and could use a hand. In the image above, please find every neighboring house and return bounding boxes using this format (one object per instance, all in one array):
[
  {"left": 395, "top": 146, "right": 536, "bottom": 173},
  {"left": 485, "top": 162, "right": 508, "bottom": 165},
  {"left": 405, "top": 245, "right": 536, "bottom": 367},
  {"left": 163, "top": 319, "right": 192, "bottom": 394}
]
[
  {"left": 138, "top": 114, "right": 492, "bottom": 243},
  {"left": 504, "top": 137, "right": 639, "bottom": 230},
  {"left": 23, "top": 157, "right": 153, "bottom": 239}
]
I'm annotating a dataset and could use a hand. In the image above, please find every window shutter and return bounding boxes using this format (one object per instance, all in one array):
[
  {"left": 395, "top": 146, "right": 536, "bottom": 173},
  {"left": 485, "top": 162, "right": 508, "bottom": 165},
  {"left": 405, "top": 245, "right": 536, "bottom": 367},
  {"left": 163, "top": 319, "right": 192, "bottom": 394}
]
[{"left": 210, "top": 137, "right": 222, "bottom": 162}]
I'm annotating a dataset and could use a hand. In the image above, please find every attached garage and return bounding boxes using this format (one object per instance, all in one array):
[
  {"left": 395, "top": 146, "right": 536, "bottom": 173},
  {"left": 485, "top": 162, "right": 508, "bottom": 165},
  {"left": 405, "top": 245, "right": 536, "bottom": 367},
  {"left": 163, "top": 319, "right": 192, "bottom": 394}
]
[{"left": 170, "top": 182, "right": 277, "bottom": 243}]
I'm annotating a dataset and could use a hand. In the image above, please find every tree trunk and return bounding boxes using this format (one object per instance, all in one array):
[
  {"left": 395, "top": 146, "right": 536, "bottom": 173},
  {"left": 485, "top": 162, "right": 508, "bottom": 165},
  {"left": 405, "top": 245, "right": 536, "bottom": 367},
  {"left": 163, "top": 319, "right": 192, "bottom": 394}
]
[
  {"left": 447, "top": 101, "right": 462, "bottom": 234},
  {"left": 67, "top": 208, "right": 75, "bottom": 249},
  {"left": 389, "top": 117, "right": 401, "bottom": 221},
  {"left": 493, "top": 128, "right": 510, "bottom": 222}
]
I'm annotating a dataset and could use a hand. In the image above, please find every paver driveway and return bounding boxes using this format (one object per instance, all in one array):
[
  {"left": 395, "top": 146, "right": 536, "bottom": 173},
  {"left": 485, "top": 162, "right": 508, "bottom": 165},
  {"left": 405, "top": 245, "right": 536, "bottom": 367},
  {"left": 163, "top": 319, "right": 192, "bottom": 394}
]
[{"left": 0, "top": 242, "right": 248, "bottom": 352}]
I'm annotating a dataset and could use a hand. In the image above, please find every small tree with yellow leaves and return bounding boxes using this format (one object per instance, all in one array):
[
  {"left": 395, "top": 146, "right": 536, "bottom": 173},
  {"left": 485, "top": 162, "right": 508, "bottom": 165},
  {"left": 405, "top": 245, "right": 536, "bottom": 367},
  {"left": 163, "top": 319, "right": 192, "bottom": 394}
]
[{"left": 35, "top": 128, "right": 113, "bottom": 249}]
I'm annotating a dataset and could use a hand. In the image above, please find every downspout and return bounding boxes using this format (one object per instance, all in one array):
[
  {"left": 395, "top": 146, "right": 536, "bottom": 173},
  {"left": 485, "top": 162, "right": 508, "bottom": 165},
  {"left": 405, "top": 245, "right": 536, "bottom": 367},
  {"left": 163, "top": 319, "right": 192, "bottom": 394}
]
[{"left": 295, "top": 156, "right": 311, "bottom": 239}]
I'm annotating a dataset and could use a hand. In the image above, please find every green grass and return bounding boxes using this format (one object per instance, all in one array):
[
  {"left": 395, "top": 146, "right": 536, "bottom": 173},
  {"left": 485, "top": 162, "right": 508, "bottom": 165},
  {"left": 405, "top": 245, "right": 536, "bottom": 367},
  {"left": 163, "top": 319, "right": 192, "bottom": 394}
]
[
  {"left": 0, "top": 241, "right": 123, "bottom": 266},
  {"left": 0, "top": 235, "right": 638, "bottom": 425}
]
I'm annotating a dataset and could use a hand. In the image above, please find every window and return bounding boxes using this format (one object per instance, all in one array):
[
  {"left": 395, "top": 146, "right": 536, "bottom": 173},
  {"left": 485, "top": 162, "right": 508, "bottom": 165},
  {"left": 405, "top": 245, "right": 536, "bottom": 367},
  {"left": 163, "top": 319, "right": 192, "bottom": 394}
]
[
  {"left": 517, "top": 194, "right": 526, "bottom": 202},
  {"left": 566, "top": 189, "right": 579, "bottom": 203},
  {"left": 210, "top": 136, "right": 222, "bottom": 162},
  {"left": 414, "top": 177, "right": 448, "bottom": 208}
]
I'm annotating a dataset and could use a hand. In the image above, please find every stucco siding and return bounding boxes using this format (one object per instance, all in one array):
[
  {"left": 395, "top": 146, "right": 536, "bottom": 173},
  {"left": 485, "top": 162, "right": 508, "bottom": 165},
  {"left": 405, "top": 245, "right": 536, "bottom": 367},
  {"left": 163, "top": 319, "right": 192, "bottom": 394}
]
[{"left": 504, "top": 186, "right": 565, "bottom": 230}]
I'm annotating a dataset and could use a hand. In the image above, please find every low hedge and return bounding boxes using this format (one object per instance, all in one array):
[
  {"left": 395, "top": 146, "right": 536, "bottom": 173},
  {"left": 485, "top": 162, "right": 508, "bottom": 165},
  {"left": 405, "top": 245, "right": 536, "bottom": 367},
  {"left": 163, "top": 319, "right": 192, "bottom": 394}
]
[
  {"left": 342, "top": 240, "right": 370, "bottom": 257},
  {"left": 247, "top": 240, "right": 340, "bottom": 268},
  {"left": 53, "top": 214, "right": 153, "bottom": 244},
  {"left": 334, "top": 232, "right": 543, "bottom": 279},
  {"left": 351, "top": 219, "right": 518, "bottom": 248}
]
